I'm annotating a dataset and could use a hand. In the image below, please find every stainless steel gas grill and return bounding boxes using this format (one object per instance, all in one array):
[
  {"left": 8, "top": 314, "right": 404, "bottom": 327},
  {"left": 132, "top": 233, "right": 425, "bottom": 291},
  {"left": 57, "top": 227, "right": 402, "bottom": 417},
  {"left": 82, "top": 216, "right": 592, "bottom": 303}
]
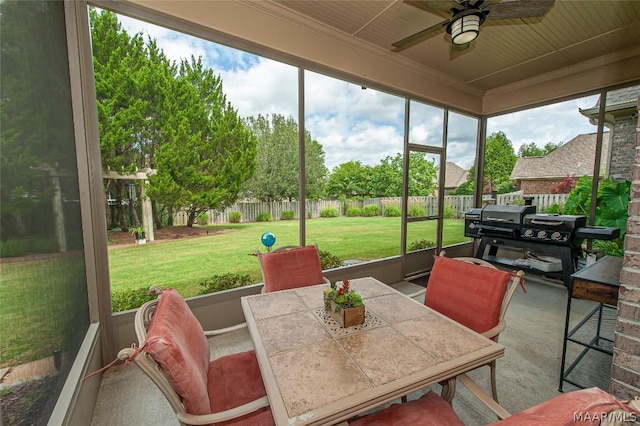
[{"left": 464, "top": 205, "right": 620, "bottom": 288}]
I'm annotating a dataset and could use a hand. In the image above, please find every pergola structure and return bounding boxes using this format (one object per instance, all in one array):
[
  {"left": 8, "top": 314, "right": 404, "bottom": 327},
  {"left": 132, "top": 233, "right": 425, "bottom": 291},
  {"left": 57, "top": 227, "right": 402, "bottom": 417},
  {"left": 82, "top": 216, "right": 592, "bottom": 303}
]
[{"left": 102, "top": 169, "right": 156, "bottom": 242}]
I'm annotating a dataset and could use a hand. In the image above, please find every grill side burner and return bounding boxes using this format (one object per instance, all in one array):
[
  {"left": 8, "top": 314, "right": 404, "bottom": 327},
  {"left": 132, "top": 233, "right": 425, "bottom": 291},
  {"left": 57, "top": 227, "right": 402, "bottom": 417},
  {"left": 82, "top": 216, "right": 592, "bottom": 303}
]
[{"left": 520, "top": 214, "right": 587, "bottom": 245}]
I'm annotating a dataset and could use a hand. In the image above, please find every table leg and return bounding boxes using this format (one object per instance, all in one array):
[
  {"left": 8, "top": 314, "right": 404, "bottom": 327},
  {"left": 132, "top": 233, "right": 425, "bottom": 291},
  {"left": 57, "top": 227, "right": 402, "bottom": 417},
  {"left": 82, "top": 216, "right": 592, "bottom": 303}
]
[{"left": 440, "top": 378, "right": 457, "bottom": 403}]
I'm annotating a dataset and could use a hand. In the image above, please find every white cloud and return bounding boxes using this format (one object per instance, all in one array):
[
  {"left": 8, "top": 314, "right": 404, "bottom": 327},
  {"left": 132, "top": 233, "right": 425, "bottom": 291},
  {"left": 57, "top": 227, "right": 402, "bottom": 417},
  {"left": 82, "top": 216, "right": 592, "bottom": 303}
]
[
  {"left": 115, "top": 11, "right": 601, "bottom": 173},
  {"left": 219, "top": 60, "right": 298, "bottom": 118},
  {"left": 118, "top": 15, "right": 207, "bottom": 65},
  {"left": 486, "top": 97, "right": 599, "bottom": 155}
]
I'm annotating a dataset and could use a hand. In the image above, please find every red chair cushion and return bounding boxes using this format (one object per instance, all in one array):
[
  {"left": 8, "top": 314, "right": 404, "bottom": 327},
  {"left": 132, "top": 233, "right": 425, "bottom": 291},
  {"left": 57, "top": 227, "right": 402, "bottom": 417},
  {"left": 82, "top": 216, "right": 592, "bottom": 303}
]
[
  {"left": 209, "top": 350, "right": 274, "bottom": 425},
  {"left": 349, "top": 391, "right": 464, "bottom": 425},
  {"left": 488, "top": 387, "right": 638, "bottom": 425},
  {"left": 259, "top": 245, "right": 325, "bottom": 292},
  {"left": 143, "top": 289, "right": 211, "bottom": 415},
  {"left": 426, "top": 256, "right": 511, "bottom": 334}
]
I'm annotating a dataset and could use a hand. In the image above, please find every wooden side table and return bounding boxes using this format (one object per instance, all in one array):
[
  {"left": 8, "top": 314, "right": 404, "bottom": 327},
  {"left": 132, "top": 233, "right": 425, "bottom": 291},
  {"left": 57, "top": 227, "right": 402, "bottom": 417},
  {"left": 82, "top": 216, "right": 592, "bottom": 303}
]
[{"left": 559, "top": 256, "right": 623, "bottom": 391}]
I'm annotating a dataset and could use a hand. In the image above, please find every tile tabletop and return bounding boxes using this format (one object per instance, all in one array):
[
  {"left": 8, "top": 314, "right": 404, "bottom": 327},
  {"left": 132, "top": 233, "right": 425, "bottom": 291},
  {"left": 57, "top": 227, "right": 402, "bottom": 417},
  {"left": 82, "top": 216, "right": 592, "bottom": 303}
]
[{"left": 241, "top": 276, "right": 503, "bottom": 425}]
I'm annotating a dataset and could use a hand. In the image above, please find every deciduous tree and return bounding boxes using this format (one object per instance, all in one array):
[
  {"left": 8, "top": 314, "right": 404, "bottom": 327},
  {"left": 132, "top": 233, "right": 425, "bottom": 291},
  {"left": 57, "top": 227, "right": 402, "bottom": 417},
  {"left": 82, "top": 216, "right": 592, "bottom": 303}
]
[
  {"left": 242, "top": 114, "right": 327, "bottom": 201},
  {"left": 369, "top": 152, "right": 437, "bottom": 197},
  {"left": 483, "top": 131, "right": 517, "bottom": 193},
  {"left": 326, "top": 161, "right": 372, "bottom": 199},
  {"left": 518, "top": 141, "right": 562, "bottom": 157}
]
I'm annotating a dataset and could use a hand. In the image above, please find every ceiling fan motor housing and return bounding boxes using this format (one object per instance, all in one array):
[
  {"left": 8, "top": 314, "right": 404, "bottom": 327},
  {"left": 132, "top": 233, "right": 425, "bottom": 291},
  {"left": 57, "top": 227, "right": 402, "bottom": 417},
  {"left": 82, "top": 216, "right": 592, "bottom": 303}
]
[{"left": 446, "top": 7, "right": 488, "bottom": 44}]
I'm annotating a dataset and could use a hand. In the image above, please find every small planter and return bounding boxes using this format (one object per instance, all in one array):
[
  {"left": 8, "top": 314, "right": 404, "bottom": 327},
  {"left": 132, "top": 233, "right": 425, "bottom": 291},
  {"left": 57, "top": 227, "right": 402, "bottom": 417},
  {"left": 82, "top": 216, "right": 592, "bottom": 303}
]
[
  {"left": 329, "top": 301, "right": 365, "bottom": 328},
  {"left": 130, "top": 226, "right": 146, "bottom": 245}
]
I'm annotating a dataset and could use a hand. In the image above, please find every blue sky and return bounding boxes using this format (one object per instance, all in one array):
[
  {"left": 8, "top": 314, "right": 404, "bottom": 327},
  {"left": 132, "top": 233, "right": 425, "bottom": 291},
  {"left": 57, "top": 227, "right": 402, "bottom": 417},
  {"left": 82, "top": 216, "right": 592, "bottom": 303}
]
[{"left": 116, "top": 12, "right": 600, "bottom": 172}]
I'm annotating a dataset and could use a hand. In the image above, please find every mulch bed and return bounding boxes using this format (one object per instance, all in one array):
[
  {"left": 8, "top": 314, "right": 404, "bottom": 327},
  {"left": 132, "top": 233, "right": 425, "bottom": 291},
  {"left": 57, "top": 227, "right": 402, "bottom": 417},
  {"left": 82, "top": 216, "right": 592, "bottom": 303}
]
[
  {"left": 1, "top": 375, "right": 57, "bottom": 426},
  {"left": 108, "top": 225, "right": 225, "bottom": 247}
]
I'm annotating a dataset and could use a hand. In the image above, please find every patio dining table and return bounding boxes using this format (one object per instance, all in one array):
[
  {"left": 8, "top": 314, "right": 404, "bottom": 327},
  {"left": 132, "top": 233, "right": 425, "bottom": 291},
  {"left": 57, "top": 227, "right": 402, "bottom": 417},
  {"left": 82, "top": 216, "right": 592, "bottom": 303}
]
[{"left": 241, "top": 276, "right": 504, "bottom": 425}]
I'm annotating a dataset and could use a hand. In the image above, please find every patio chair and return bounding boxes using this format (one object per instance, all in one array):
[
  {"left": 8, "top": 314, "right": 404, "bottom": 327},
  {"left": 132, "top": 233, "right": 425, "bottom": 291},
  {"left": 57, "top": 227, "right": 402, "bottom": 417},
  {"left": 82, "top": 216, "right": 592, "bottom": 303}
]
[
  {"left": 117, "top": 288, "right": 274, "bottom": 426},
  {"left": 408, "top": 253, "right": 525, "bottom": 403},
  {"left": 348, "top": 383, "right": 639, "bottom": 425},
  {"left": 256, "top": 244, "right": 330, "bottom": 293}
]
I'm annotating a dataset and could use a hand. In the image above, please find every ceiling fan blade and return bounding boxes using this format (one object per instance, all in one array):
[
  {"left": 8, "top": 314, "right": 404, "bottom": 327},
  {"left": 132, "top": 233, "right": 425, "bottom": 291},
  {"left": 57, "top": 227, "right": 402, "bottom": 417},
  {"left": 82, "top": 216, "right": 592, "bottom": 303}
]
[
  {"left": 392, "top": 20, "right": 449, "bottom": 52},
  {"left": 484, "top": 0, "right": 555, "bottom": 19},
  {"left": 405, "top": 0, "right": 463, "bottom": 18}
]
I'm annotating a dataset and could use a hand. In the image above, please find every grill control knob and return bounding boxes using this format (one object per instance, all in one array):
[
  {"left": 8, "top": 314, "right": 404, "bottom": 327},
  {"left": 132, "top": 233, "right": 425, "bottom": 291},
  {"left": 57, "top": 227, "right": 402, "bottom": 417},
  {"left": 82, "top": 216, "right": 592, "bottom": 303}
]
[
  {"left": 551, "top": 232, "right": 563, "bottom": 241},
  {"left": 537, "top": 230, "right": 548, "bottom": 239},
  {"left": 523, "top": 229, "right": 534, "bottom": 238},
  {"left": 469, "top": 223, "right": 476, "bottom": 229}
]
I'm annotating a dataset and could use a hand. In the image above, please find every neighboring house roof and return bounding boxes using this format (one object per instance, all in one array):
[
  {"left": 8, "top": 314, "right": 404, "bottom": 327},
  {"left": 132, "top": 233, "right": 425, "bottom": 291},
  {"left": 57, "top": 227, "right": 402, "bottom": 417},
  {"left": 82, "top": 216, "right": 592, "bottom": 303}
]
[
  {"left": 510, "top": 132, "right": 610, "bottom": 180},
  {"left": 579, "top": 86, "right": 640, "bottom": 123},
  {"left": 443, "top": 162, "right": 469, "bottom": 189}
]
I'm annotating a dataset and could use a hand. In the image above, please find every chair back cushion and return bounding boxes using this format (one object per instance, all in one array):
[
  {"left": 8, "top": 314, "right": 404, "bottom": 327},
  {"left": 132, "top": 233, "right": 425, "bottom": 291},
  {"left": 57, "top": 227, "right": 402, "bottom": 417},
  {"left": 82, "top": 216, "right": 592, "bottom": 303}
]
[
  {"left": 143, "top": 289, "right": 212, "bottom": 415},
  {"left": 426, "top": 256, "right": 511, "bottom": 334},
  {"left": 258, "top": 245, "right": 325, "bottom": 292}
]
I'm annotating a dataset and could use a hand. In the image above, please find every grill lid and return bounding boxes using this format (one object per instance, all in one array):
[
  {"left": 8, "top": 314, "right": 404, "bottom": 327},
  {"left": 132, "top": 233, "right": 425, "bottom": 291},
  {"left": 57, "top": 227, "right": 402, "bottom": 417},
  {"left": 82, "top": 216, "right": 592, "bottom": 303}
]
[
  {"left": 481, "top": 204, "right": 536, "bottom": 224},
  {"left": 523, "top": 214, "right": 586, "bottom": 230}
]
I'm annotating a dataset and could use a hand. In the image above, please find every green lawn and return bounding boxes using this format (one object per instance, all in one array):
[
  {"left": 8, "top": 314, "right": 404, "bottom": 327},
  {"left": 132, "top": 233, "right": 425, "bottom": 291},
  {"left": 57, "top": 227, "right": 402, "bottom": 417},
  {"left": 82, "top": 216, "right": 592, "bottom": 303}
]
[
  {"left": 0, "top": 217, "right": 467, "bottom": 367},
  {"left": 107, "top": 217, "right": 468, "bottom": 297},
  {"left": 0, "top": 254, "right": 88, "bottom": 367}
]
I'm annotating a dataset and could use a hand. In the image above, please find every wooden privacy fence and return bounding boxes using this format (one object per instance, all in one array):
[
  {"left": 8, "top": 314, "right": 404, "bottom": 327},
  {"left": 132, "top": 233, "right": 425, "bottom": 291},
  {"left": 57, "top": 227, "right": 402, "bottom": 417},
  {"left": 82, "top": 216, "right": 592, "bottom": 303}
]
[{"left": 174, "top": 193, "right": 569, "bottom": 225}]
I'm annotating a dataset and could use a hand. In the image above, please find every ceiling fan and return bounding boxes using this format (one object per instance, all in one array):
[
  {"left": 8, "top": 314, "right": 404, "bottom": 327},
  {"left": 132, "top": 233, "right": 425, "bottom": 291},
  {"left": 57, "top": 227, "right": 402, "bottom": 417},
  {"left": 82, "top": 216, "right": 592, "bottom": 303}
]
[{"left": 392, "top": 0, "right": 555, "bottom": 53}]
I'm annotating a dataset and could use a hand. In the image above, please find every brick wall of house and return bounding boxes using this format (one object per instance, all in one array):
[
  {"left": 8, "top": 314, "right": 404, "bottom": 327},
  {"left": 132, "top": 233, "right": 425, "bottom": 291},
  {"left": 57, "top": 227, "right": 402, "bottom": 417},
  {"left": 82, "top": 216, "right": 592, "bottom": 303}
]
[
  {"left": 519, "top": 179, "right": 564, "bottom": 195},
  {"left": 610, "top": 97, "right": 640, "bottom": 400},
  {"left": 609, "top": 114, "right": 638, "bottom": 182}
]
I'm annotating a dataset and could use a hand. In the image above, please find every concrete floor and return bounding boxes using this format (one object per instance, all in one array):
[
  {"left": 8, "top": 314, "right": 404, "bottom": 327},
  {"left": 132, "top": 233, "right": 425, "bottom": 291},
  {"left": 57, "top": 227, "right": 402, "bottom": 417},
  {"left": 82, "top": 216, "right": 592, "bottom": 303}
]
[{"left": 91, "top": 274, "right": 612, "bottom": 425}]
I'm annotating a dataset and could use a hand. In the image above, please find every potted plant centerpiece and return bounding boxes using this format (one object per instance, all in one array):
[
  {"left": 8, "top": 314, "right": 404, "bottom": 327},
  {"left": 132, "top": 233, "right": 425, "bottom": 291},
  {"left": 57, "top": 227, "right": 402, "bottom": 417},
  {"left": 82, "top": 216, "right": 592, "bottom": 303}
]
[
  {"left": 129, "top": 225, "right": 146, "bottom": 245},
  {"left": 324, "top": 279, "right": 365, "bottom": 327}
]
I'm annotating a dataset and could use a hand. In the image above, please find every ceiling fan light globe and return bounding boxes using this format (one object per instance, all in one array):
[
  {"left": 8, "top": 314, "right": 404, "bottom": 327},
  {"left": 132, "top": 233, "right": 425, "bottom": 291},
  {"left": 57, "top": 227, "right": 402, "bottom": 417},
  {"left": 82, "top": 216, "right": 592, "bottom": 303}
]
[{"left": 450, "top": 15, "right": 480, "bottom": 45}]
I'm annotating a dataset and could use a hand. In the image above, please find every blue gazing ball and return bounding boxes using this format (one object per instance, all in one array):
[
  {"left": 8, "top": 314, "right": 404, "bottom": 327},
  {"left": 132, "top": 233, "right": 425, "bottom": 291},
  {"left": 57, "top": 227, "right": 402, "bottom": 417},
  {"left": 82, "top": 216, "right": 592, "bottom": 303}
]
[{"left": 261, "top": 232, "right": 276, "bottom": 248}]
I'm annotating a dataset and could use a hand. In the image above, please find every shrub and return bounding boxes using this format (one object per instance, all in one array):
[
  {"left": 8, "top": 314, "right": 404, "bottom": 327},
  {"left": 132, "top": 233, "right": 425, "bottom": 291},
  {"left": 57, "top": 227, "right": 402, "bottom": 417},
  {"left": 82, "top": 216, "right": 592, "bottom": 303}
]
[
  {"left": 197, "top": 212, "right": 208, "bottom": 225},
  {"left": 443, "top": 203, "right": 456, "bottom": 219},
  {"left": 307, "top": 211, "right": 313, "bottom": 219},
  {"left": 256, "top": 212, "right": 272, "bottom": 222},
  {"left": 229, "top": 211, "right": 242, "bottom": 223},
  {"left": 495, "top": 181, "right": 517, "bottom": 194},
  {"left": 281, "top": 210, "right": 295, "bottom": 220},
  {"left": 383, "top": 205, "right": 401, "bottom": 217},
  {"left": 111, "top": 287, "right": 158, "bottom": 312},
  {"left": 407, "top": 204, "right": 426, "bottom": 217},
  {"left": 551, "top": 175, "right": 578, "bottom": 194},
  {"left": 346, "top": 207, "right": 361, "bottom": 217},
  {"left": 408, "top": 239, "right": 436, "bottom": 251},
  {"left": 198, "top": 273, "right": 253, "bottom": 295},
  {"left": 593, "top": 240, "right": 624, "bottom": 257},
  {"left": 0, "top": 237, "right": 59, "bottom": 258},
  {"left": 318, "top": 249, "right": 342, "bottom": 269},
  {"left": 544, "top": 203, "right": 564, "bottom": 214},
  {"left": 361, "top": 204, "right": 380, "bottom": 217},
  {"left": 320, "top": 207, "right": 339, "bottom": 218},
  {"left": 509, "top": 197, "right": 525, "bottom": 206}
]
